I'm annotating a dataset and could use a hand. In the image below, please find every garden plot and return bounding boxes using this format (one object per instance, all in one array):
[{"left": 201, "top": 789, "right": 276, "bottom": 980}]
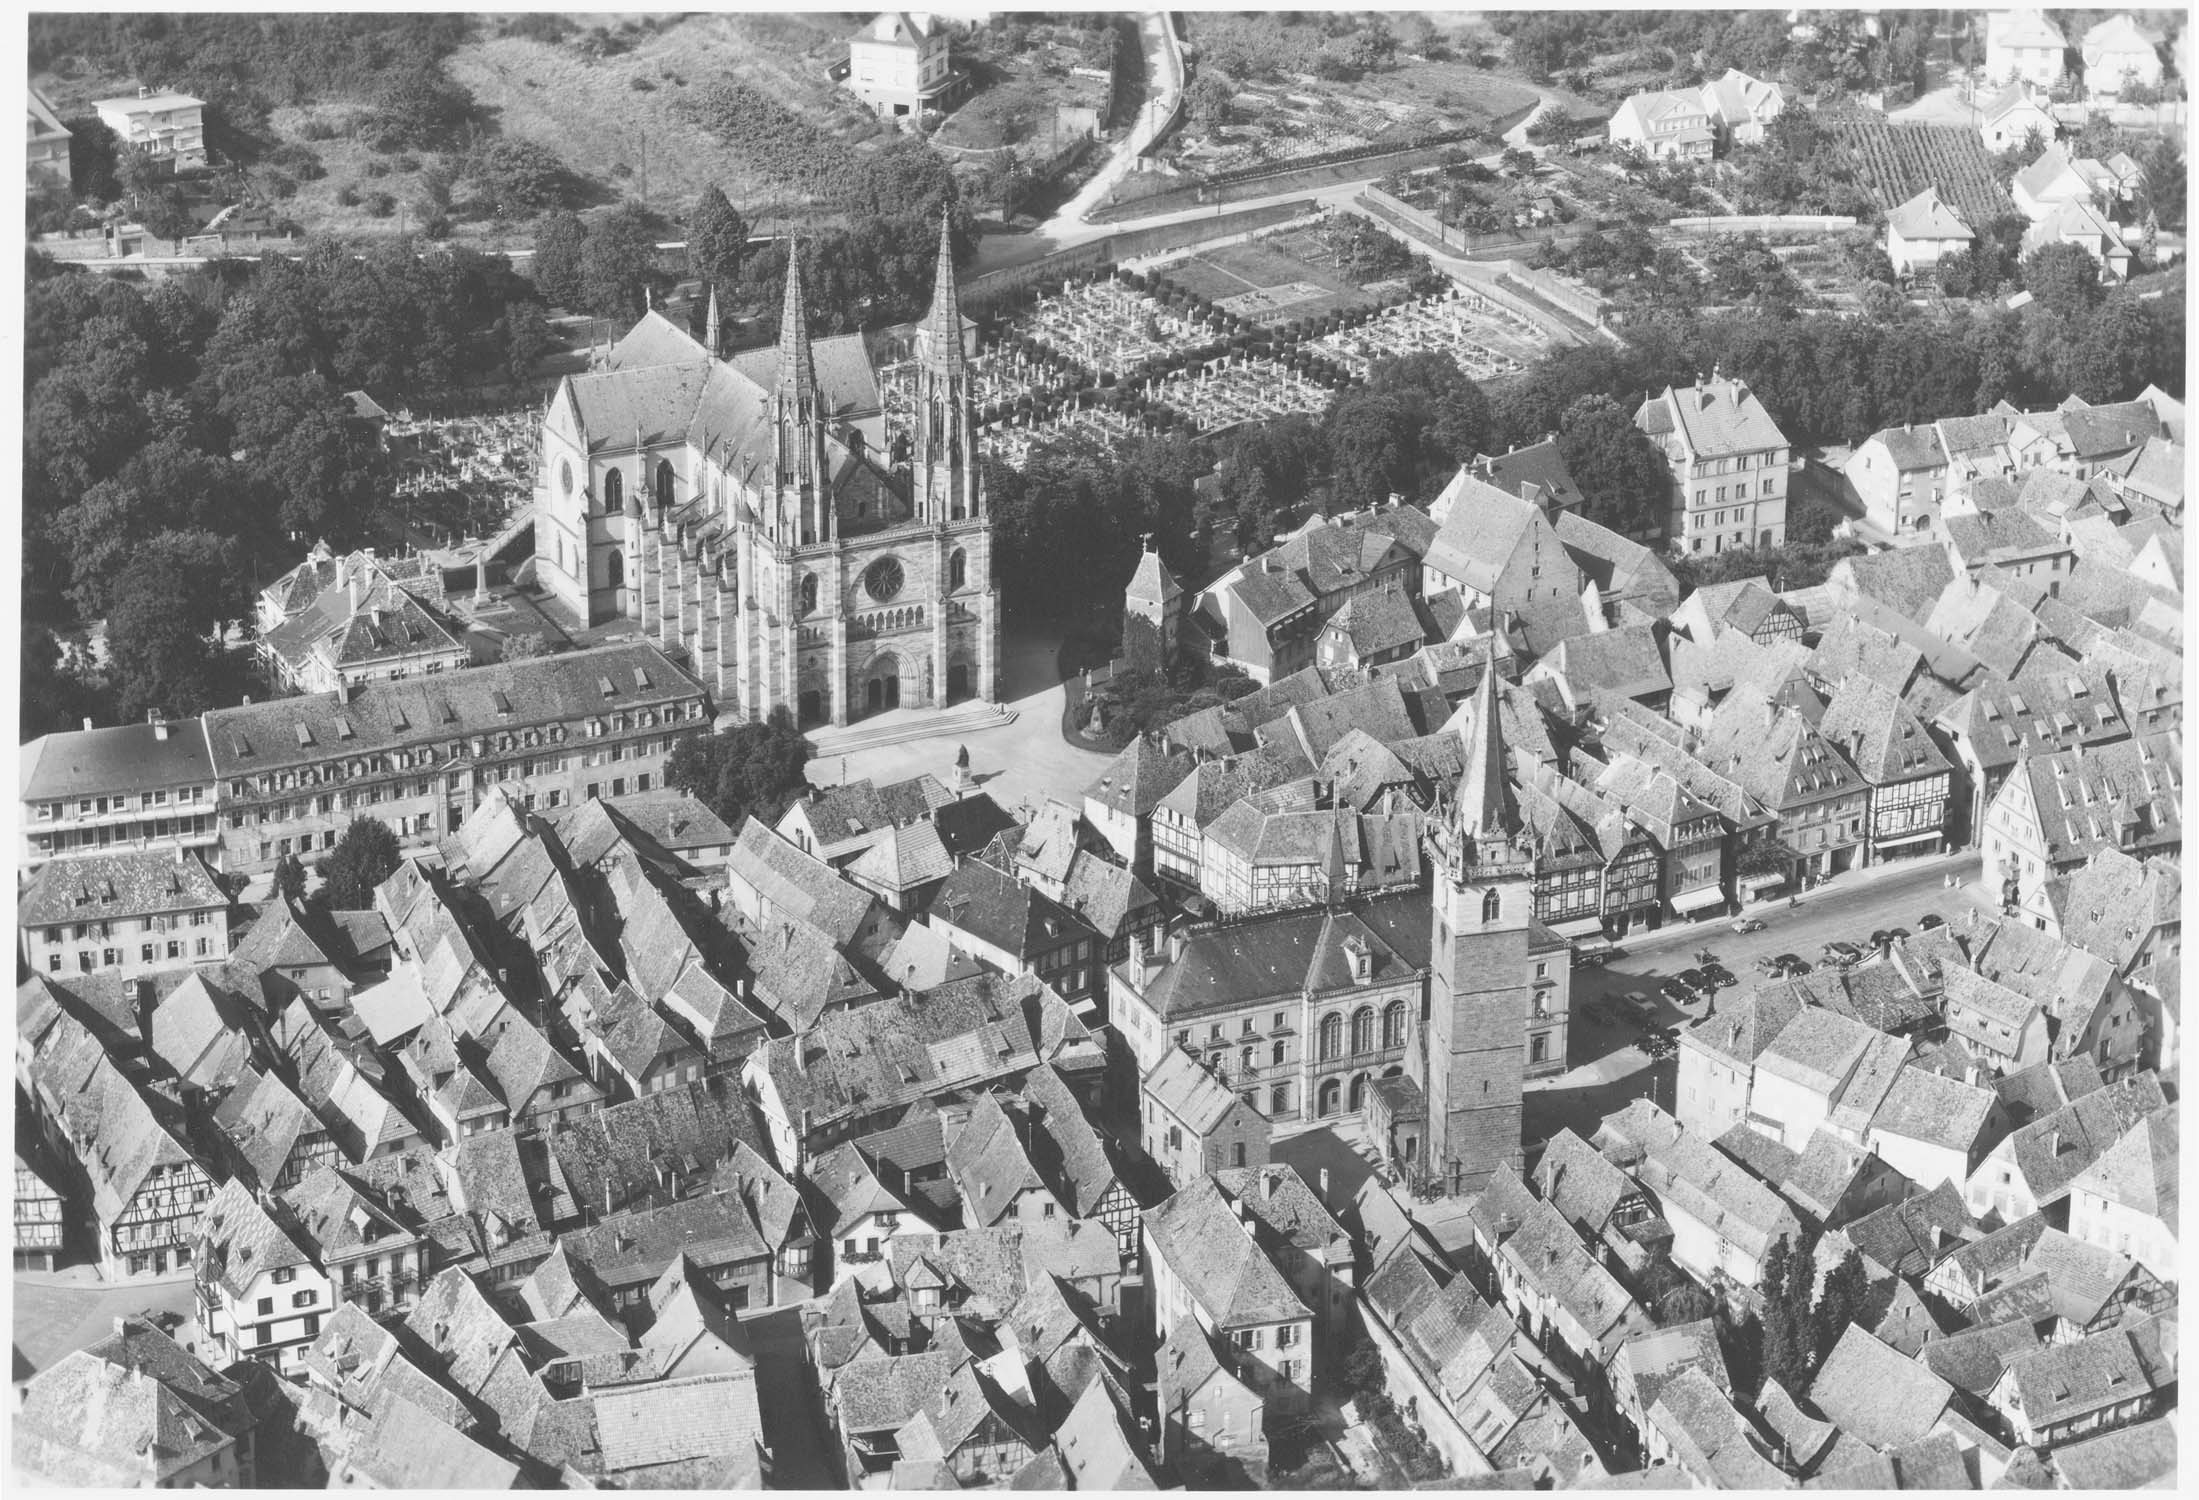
[
  {"left": 1310, "top": 287, "right": 1552, "bottom": 382},
  {"left": 1008, "top": 280, "right": 1211, "bottom": 381},
  {"left": 1157, "top": 237, "right": 1376, "bottom": 326},
  {"left": 1153, "top": 356, "right": 1335, "bottom": 435}
]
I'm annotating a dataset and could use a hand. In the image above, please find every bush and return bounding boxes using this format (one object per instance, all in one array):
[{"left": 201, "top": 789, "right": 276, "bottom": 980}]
[
  {"left": 335, "top": 184, "right": 360, "bottom": 207},
  {"left": 365, "top": 191, "right": 397, "bottom": 217},
  {"left": 418, "top": 211, "right": 452, "bottom": 240},
  {"left": 262, "top": 170, "right": 299, "bottom": 200},
  {"left": 364, "top": 158, "right": 389, "bottom": 178},
  {"left": 298, "top": 115, "right": 339, "bottom": 141},
  {"left": 394, "top": 152, "right": 420, "bottom": 172},
  {"left": 629, "top": 75, "right": 656, "bottom": 92}
]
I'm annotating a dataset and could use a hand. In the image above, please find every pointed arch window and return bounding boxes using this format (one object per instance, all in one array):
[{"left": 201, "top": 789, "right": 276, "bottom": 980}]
[
  {"left": 799, "top": 574, "right": 819, "bottom": 616},
  {"left": 603, "top": 468, "right": 623, "bottom": 514},
  {"left": 948, "top": 550, "right": 967, "bottom": 592},
  {"left": 655, "top": 459, "right": 674, "bottom": 509},
  {"left": 1482, "top": 888, "right": 1502, "bottom": 923}
]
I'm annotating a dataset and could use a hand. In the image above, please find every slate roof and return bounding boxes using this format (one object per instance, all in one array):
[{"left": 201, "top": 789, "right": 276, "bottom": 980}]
[
  {"left": 1842, "top": 1182, "right": 1977, "bottom": 1280},
  {"left": 1808, "top": 1323, "right": 1954, "bottom": 1451},
  {"left": 20, "top": 716, "right": 214, "bottom": 802},
  {"left": 1126, "top": 890, "right": 1424, "bottom": 1021},
  {"left": 1143, "top": 1174, "right": 1308, "bottom": 1328},
  {"left": 205, "top": 641, "right": 698, "bottom": 777},
  {"left": 19, "top": 848, "right": 228, "bottom": 928}
]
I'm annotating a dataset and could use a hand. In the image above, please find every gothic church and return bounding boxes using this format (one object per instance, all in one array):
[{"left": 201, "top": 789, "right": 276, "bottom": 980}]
[{"left": 532, "top": 219, "right": 1000, "bottom": 726}]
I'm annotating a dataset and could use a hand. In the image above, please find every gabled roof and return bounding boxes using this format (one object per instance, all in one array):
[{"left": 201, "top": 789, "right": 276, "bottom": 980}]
[
  {"left": 1082, "top": 734, "right": 1194, "bottom": 820},
  {"left": 1807, "top": 1324, "right": 1953, "bottom": 1451},
  {"left": 1140, "top": 1047, "right": 1243, "bottom": 1136},
  {"left": 1842, "top": 1182, "right": 1977, "bottom": 1281},
  {"left": 1869, "top": 1066, "right": 1997, "bottom": 1154},
  {"left": 2066, "top": 1099, "right": 2175, "bottom": 1231},
  {"left": 1886, "top": 187, "right": 1973, "bottom": 243},
  {"left": 1143, "top": 1174, "right": 1308, "bottom": 1328},
  {"left": 19, "top": 848, "right": 228, "bottom": 928}
]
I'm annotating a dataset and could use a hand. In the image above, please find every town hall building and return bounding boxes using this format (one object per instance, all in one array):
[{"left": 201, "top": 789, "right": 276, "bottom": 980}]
[{"left": 532, "top": 219, "right": 1001, "bottom": 727}]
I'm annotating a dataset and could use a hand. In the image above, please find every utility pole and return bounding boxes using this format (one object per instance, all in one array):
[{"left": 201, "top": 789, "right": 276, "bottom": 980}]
[{"left": 639, "top": 132, "right": 649, "bottom": 209}]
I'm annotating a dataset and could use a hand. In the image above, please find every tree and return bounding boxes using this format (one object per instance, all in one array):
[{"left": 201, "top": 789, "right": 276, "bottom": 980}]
[
  {"left": 469, "top": 138, "right": 578, "bottom": 219},
  {"left": 1323, "top": 391, "right": 1420, "bottom": 507},
  {"left": 687, "top": 185, "right": 750, "bottom": 303},
  {"left": 142, "top": 188, "right": 199, "bottom": 242},
  {"left": 66, "top": 115, "right": 122, "bottom": 201},
  {"left": 1187, "top": 71, "right": 1235, "bottom": 136},
  {"left": 500, "top": 630, "right": 551, "bottom": 661},
  {"left": 1556, "top": 394, "right": 1668, "bottom": 537},
  {"left": 664, "top": 709, "right": 814, "bottom": 830},
  {"left": 1758, "top": 1234, "right": 1813, "bottom": 1395},
  {"left": 104, "top": 529, "right": 248, "bottom": 722},
  {"left": 2021, "top": 241, "right": 2104, "bottom": 318},
  {"left": 531, "top": 211, "right": 587, "bottom": 310},
  {"left": 370, "top": 66, "right": 476, "bottom": 151},
  {"left": 273, "top": 854, "right": 309, "bottom": 906},
  {"left": 319, "top": 816, "right": 403, "bottom": 909},
  {"left": 1813, "top": 1247, "right": 1870, "bottom": 1360},
  {"left": 1369, "top": 350, "right": 1495, "bottom": 472},
  {"left": 2141, "top": 137, "right": 2185, "bottom": 232},
  {"left": 20, "top": 625, "right": 110, "bottom": 741},
  {"left": 499, "top": 299, "right": 553, "bottom": 385},
  {"left": 579, "top": 204, "right": 662, "bottom": 321}
]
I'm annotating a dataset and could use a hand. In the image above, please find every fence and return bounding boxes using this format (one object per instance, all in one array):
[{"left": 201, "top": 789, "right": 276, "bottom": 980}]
[
  {"left": 1665, "top": 214, "right": 1859, "bottom": 236},
  {"left": 1496, "top": 261, "right": 1609, "bottom": 329},
  {"left": 1089, "top": 135, "right": 1486, "bottom": 225},
  {"left": 1356, "top": 186, "right": 1603, "bottom": 260},
  {"left": 961, "top": 199, "right": 1319, "bottom": 316}
]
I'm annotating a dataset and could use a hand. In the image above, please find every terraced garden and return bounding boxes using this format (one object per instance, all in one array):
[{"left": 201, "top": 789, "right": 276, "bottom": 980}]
[{"left": 1824, "top": 115, "right": 2015, "bottom": 225}]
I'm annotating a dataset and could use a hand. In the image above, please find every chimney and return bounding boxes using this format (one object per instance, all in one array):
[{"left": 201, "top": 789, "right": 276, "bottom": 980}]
[
  {"left": 1318, "top": 1167, "right": 1330, "bottom": 1205},
  {"left": 1168, "top": 928, "right": 1187, "bottom": 964},
  {"left": 82, "top": 718, "right": 93, "bottom": 732}
]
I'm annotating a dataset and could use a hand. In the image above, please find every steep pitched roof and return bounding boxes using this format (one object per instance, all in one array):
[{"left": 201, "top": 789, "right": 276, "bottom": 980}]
[
  {"left": 1142, "top": 1174, "right": 1308, "bottom": 1328},
  {"left": 1807, "top": 1324, "right": 1953, "bottom": 1451}
]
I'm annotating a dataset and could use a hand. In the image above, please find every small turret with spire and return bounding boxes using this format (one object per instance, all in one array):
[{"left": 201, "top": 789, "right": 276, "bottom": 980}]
[{"left": 704, "top": 285, "right": 721, "bottom": 359}]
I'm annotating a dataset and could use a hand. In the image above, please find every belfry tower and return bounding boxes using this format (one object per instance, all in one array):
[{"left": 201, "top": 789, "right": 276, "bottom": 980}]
[{"left": 1416, "top": 665, "right": 1535, "bottom": 1196}]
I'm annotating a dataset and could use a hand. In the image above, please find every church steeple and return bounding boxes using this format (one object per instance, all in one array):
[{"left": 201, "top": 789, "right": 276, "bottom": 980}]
[
  {"left": 919, "top": 210, "right": 966, "bottom": 376},
  {"left": 772, "top": 241, "right": 831, "bottom": 544},
  {"left": 912, "top": 209, "right": 978, "bottom": 525},
  {"left": 1454, "top": 662, "right": 1512, "bottom": 844},
  {"left": 704, "top": 285, "right": 721, "bottom": 359}
]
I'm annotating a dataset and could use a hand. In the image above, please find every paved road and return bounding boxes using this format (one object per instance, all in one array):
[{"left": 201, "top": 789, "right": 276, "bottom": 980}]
[
  {"left": 12, "top": 1272, "right": 197, "bottom": 1382},
  {"left": 742, "top": 1301, "right": 843, "bottom": 1489},
  {"left": 1521, "top": 849, "right": 1991, "bottom": 1153},
  {"left": 804, "top": 625, "right": 1114, "bottom": 818},
  {"left": 1042, "top": 12, "right": 1186, "bottom": 240}
]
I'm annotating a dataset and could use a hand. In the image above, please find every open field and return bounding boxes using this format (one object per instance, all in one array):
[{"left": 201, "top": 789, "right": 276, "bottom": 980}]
[
  {"left": 1183, "top": 13, "right": 1540, "bottom": 130},
  {"left": 1158, "top": 236, "right": 1375, "bottom": 326},
  {"left": 443, "top": 13, "right": 882, "bottom": 222},
  {"left": 933, "top": 22, "right": 1115, "bottom": 153}
]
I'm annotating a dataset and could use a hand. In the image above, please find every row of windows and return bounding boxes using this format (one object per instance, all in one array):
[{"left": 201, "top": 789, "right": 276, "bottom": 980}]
[
  {"left": 31, "top": 814, "right": 217, "bottom": 853},
  {"left": 51, "top": 936, "right": 218, "bottom": 972},
  {"left": 42, "top": 786, "right": 208, "bottom": 819},
  {"left": 47, "top": 912, "right": 217, "bottom": 942}
]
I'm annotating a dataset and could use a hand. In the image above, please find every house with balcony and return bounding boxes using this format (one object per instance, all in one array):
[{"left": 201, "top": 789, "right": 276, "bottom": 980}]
[
  {"left": 91, "top": 88, "right": 206, "bottom": 170},
  {"left": 194, "top": 1178, "right": 333, "bottom": 1378},
  {"left": 843, "top": 12, "right": 965, "bottom": 122}
]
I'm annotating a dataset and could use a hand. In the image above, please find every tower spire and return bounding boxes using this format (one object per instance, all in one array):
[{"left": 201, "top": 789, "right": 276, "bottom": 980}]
[
  {"left": 1454, "top": 663, "right": 1511, "bottom": 842},
  {"left": 920, "top": 209, "right": 966, "bottom": 373},
  {"left": 777, "top": 239, "right": 816, "bottom": 405},
  {"left": 704, "top": 284, "right": 720, "bottom": 358}
]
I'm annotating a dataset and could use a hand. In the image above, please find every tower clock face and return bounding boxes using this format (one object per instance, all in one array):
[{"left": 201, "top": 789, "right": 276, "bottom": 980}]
[{"left": 864, "top": 557, "right": 905, "bottom": 604}]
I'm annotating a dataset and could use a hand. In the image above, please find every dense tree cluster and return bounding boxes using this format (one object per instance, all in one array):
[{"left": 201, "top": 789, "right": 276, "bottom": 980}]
[
  {"left": 319, "top": 816, "right": 404, "bottom": 909},
  {"left": 664, "top": 710, "right": 814, "bottom": 832},
  {"left": 23, "top": 240, "right": 545, "bottom": 727}
]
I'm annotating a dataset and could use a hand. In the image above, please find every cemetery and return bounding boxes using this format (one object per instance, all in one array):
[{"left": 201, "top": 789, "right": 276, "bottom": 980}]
[
  {"left": 1308, "top": 282, "right": 1554, "bottom": 382},
  {"left": 1151, "top": 353, "right": 1338, "bottom": 434}
]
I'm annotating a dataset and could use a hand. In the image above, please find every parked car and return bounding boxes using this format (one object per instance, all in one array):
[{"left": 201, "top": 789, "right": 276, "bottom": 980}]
[
  {"left": 1675, "top": 967, "right": 1709, "bottom": 991},
  {"left": 1883, "top": 926, "right": 1910, "bottom": 942},
  {"left": 1573, "top": 948, "right": 1611, "bottom": 969},
  {"left": 1730, "top": 917, "right": 1768, "bottom": 934},
  {"left": 1824, "top": 941, "right": 1864, "bottom": 966},
  {"left": 1661, "top": 977, "right": 1698, "bottom": 1005},
  {"left": 1918, "top": 913, "right": 1946, "bottom": 930},
  {"left": 1621, "top": 992, "right": 1658, "bottom": 1025},
  {"left": 1770, "top": 953, "right": 1811, "bottom": 976},
  {"left": 1702, "top": 964, "right": 1737, "bottom": 990}
]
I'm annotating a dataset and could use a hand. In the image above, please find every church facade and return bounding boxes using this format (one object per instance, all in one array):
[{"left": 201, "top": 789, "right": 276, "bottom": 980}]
[{"left": 531, "top": 221, "right": 1000, "bottom": 727}]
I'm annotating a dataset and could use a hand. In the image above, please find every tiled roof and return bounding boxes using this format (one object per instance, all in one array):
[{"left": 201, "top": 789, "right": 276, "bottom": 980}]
[
  {"left": 1638, "top": 1129, "right": 1799, "bottom": 1263},
  {"left": 2000, "top": 730, "right": 2182, "bottom": 868},
  {"left": 835, "top": 1351, "right": 967, "bottom": 1432},
  {"left": 1535, "top": 1127, "right": 1635, "bottom": 1234},
  {"left": 1648, "top": 374, "right": 1788, "bottom": 458},
  {"left": 1807, "top": 1323, "right": 1953, "bottom": 1450},
  {"left": 2050, "top": 1413, "right": 2177, "bottom": 1489},
  {"left": 335, "top": 1392, "right": 519, "bottom": 1489},
  {"left": 2066, "top": 1099, "right": 2175, "bottom": 1231},
  {"left": 1646, "top": 1365, "right": 1789, "bottom": 1490},
  {"left": 1756, "top": 1007, "right": 1879, "bottom": 1097},
  {"left": 19, "top": 848, "right": 227, "bottom": 928},
  {"left": 210, "top": 1065, "right": 321, "bottom": 1189},
  {"left": 1818, "top": 674, "right": 1952, "bottom": 786},
  {"left": 546, "top": 1079, "right": 767, "bottom": 1218},
  {"left": 1841, "top": 1182, "right": 1976, "bottom": 1280},
  {"left": 1918, "top": 1318, "right": 2040, "bottom": 1396},
  {"left": 1082, "top": 735, "right": 1194, "bottom": 820},
  {"left": 13, "top": 1349, "right": 239, "bottom": 1485},
  {"left": 1869, "top": 1065, "right": 1997, "bottom": 1154},
  {"left": 2003, "top": 1316, "right": 2168, "bottom": 1429},
  {"left": 1140, "top": 1047, "right": 1241, "bottom": 1136},
  {"left": 1886, "top": 188, "right": 1973, "bottom": 244},
  {"left": 1324, "top": 588, "right": 1426, "bottom": 658},
  {"left": 1829, "top": 546, "right": 1956, "bottom": 623},
  {"left": 195, "top": 1177, "right": 311, "bottom": 1298},
  {"left": 1143, "top": 1174, "right": 1308, "bottom": 1328},
  {"left": 1997, "top": 1070, "right": 2166, "bottom": 1207},
  {"left": 595, "top": 1371, "right": 762, "bottom": 1478}
]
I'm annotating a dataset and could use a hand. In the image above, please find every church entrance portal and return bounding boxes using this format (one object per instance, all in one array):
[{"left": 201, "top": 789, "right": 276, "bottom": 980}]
[
  {"left": 862, "top": 655, "right": 901, "bottom": 716},
  {"left": 947, "top": 663, "right": 971, "bottom": 703}
]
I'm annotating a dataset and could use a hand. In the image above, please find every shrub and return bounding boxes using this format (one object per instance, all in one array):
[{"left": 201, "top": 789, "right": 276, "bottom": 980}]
[
  {"left": 629, "top": 75, "right": 656, "bottom": 92},
  {"left": 394, "top": 152, "right": 420, "bottom": 173},
  {"left": 298, "top": 115, "right": 339, "bottom": 141},
  {"left": 263, "top": 169, "right": 299, "bottom": 200},
  {"left": 335, "top": 184, "right": 360, "bottom": 207},
  {"left": 365, "top": 190, "right": 397, "bottom": 217},
  {"left": 364, "top": 158, "right": 390, "bottom": 179}
]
